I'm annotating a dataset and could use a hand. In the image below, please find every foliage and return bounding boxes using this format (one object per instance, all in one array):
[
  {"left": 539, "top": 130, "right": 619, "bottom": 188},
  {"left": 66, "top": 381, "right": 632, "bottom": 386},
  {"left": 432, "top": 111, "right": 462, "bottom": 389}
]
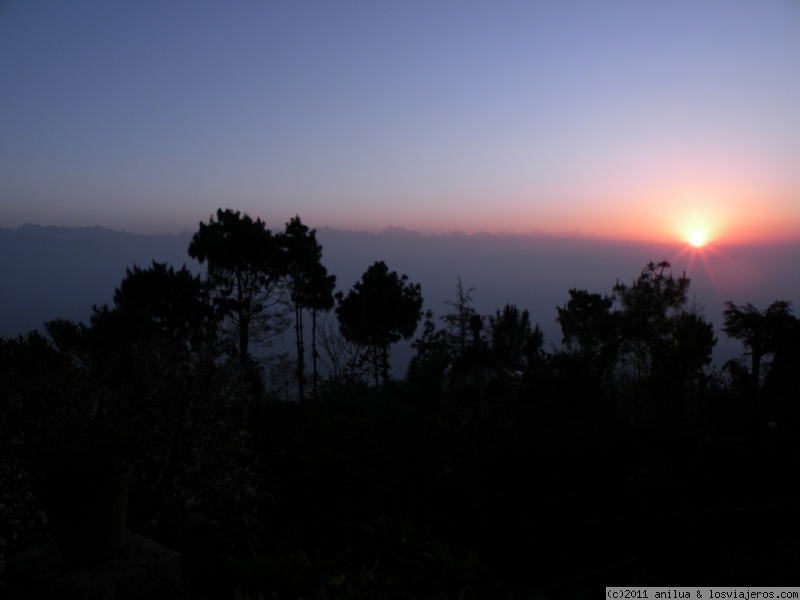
[
  {"left": 612, "top": 260, "right": 689, "bottom": 378},
  {"left": 723, "top": 300, "right": 797, "bottom": 425},
  {"left": 315, "top": 312, "right": 372, "bottom": 388},
  {"left": 0, "top": 328, "right": 95, "bottom": 582},
  {"left": 112, "top": 260, "right": 216, "bottom": 350},
  {"left": 555, "top": 289, "right": 618, "bottom": 400},
  {"left": 550, "top": 261, "right": 717, "bottom": 432},
  {"left": 762, "top": 311, "right": 800, "bottom": 423},
  {"left": 7, "top": 241, "right": 800, "bottom": 596},
  {"left": 0, "top": 260, "right": 268, "bottom": 593},
  {"left": 557, "top": 289, "right": 615, "bottom": 360},
  {"left": 441, "top": 277, "right": 479, "bottom": 356},
  {"left": 612, "top": 261, "right": 715, "bottom": 397},
  {"left": 407, "top": 310, "right": 453, "bottom": 399},
  {"left": 229, "top": 516, "right": 505, "bottom": 600},
  {"left": 188, "top": 208, "right": 289, "bottom": 360},
  {"left": 0, "top": 320, "right": 138, "bottom": 484},
  {"left": 280, "top": 215, "right": 336, "bottom": 402},
  {"left": 407, "top": 279, "right": 484, "bottom": 398},
  {"left": 336, "top": 261, "right": 423, "bottom": 387},
  {"left": 723, "top": 301, "right": 794, "bottom": 383},
  {"left": 488, "top": 303, "right": 543, "bottom": 370},
  {"left": 30, "top": 414, "right": 135, "bottom": 489}
]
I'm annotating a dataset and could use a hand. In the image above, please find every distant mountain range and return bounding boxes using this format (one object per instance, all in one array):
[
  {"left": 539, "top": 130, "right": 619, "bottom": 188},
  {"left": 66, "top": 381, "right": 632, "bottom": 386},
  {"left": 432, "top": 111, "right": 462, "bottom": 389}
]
[
  {"left": 0, "top": 225, "right": 195, "bottom": 339},
  {"left": 3, "top": 223, "right": 799, "bottom": 372}
]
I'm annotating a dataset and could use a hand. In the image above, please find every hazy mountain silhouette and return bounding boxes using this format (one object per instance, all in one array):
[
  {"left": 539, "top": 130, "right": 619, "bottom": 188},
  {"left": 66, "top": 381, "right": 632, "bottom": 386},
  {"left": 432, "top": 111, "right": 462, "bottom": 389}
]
[
  {"left": 2, "top": 223, "right": 799, "bottom": 371},
  {"left": 0, "top": 225, "right": 195, "bottom": 337}
]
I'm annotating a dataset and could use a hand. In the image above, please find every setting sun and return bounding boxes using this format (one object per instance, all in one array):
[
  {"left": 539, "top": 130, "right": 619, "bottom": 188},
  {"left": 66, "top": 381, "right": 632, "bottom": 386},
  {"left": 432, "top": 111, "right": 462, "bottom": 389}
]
[{"left": 689, "top": 230, "right": 707, "bottom": 247}]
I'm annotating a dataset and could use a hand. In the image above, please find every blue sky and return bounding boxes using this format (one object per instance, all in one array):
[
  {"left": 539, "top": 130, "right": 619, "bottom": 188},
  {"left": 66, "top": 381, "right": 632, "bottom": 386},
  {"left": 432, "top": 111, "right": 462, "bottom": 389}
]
[{"left": 2, "top": 1, "right": 799, "bottom": 241}]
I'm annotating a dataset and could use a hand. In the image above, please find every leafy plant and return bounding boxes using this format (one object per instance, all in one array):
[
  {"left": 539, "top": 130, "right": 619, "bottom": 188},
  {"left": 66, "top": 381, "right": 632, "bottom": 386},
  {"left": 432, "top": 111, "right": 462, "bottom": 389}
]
[{"left": 229, "top": 535, "right": 334, "bottom": 600}]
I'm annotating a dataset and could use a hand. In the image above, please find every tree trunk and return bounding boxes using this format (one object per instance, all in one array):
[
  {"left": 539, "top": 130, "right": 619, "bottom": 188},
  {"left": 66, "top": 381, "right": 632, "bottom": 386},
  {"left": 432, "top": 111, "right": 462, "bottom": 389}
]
[
  {"left": 750, "top": 350, "right": 762, "bottom": 438},
  {"left": 381, "top": 343, "right": 389, "bottom": 388},
  {"left": 371, "top": 345, "right": 380, "bottom": 388},
  {"left": 295, "top": 302, "right": 305, "bottom": 403},
  {"left": 311, "top": 307, "right": 319, "bottom": 402},
  {"left": 239, "top": 313, "right": 250, "bottom": 360},
  {"left": 237, "top": 275, "right": 249, "bottom": 360}
]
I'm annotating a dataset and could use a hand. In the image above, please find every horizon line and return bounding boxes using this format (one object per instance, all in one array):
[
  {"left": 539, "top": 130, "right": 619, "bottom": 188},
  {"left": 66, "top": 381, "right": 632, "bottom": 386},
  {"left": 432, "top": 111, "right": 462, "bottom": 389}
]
[{"left": 4, "top": 221, "right": 800, "bottom": 247}]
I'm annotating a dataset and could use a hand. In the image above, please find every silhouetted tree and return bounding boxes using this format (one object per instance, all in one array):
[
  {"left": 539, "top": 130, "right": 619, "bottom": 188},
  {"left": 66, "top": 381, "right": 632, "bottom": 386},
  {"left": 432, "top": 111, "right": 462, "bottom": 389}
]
[
  {"left": 723, "top": 300, "right": 795, "bottom": 425},
  {"left": 315, "top": 312, "right": 370, "bottom": 386},
  {"left": 188, "top": 208, "right": 287, "bottom": 362},
  {"left": 112, "top": 261, "right": 216, "bottom": 350},
  {"left": 442, "top": 277, "right": 478, "bottom": 356},
  {"left": 306, "top": 262, "right": 337, "bottom": 401},
  {"left": 407, "top": 309, "right": 452, "bottom": 397},
  {"left": 408, "top": 279, "right": 483, "bottom": 396},
  {"left": 489, "top": 303, "right": 543, "bottom": 370},
  {"left": 73, "top": 263, "right": 265, "bottom": 529},
  {"left": 556, "top": 289, "right": 618, "bottom": 392},
  {"left": 1, "top": 326, "right": 89, "bottom": 438},
  {"left": 667, "top": 311, "right": 716, "bottom": 380},
  {"left": 610, "top": 261, "right": 715, "bottom": 428},
  {"left": 557, "top": 289, "right": 616, "bottom": 359},
  {"left": 280, "top": 216, "right": 336, "bottom": 402},
  {"left": 335, "top": 261, "right": 423, "bottom": 387},
  {"left": 762, "top": 311, "right": 800, "bottom": 425},
  {"left": 68, "top": 262, "right": 220, "bottom": 407},
  {"left": 613, "top": 261, "right": 691, "bottom": 380}
]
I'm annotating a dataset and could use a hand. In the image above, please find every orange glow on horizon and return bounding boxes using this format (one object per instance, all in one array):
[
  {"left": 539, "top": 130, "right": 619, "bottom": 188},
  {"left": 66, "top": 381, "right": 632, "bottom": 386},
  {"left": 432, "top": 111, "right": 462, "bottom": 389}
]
[
  {"left": 311, "top": 185, "right": 800, "bottom": 244},
  {"left": 656, "top": 186, "right": 800, "bottom": 245}
]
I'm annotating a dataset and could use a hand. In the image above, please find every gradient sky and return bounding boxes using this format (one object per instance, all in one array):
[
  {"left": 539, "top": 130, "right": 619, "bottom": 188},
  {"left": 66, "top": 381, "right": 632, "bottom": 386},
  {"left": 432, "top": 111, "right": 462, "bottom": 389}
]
[{"left": 2, "top": 1, "right": 799, "bottom": 243}]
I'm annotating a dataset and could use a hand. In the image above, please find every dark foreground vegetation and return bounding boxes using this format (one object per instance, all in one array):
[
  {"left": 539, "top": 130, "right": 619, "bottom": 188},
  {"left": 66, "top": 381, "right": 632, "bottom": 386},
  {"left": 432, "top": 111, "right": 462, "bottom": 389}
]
[{"left": 2, "top": 209, "right": 800, "bottom": 598}]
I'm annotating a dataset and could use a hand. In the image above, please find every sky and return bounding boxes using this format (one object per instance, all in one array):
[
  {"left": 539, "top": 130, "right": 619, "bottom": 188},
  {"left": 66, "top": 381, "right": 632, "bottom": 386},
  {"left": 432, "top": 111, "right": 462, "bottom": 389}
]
[{"left": 2, "top": 1, "right": 799, "bottom": 243}]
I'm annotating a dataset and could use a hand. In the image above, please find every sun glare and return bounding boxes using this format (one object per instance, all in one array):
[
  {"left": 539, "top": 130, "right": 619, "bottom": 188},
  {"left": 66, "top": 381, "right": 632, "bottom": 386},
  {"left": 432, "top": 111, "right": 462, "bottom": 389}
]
[{"left": 689, "top": 230, "right": 706, "bottom": 247}]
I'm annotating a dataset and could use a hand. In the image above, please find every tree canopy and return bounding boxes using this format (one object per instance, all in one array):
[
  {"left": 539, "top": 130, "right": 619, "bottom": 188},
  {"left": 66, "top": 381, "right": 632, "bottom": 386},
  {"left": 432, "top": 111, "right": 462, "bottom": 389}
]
[
  {"left": 188, "top": 208, "right": 287, "bottom": 360},
  {"left": 112, "top": 261, "right": 215, "bottom": 349},
  {"left": 489, "top": 303, "right": 543, "bottom": 370},
  {"left": 723, "top": 300, "right": 795, "bottom": 420},
  {"left": 335, "top": 261, "right": 423, "bottom": 387},
  {"left": 279, "top": 215, "right": 336, "bottom": 401},
  {"left": 612, "top": 260, "right": 714, "bottom": 385}
]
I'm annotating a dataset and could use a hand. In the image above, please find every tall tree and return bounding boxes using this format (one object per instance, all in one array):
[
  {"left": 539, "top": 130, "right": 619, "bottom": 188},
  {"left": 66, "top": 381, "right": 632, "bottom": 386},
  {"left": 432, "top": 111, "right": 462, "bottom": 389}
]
[
  {"left": 279, "top": 215, "right": 336, "bottom": 402},
  {"left": 550, "top": 260, "right": 715, "bottom": 429},
  {"left": 762, "top": 310, "right": 800, "bottom": 423},
  {"left": 408, "top": 278, "right": 480, "bottom": 391},
  {"left": 335, "top": 261, "right": 423, "bottom": 387},
  {"left": 188, "top": 208, "right": 286, "bottom": 361},
  {"left": 306, "top": 262, "right": 336, "bottom": 401},
  {"left": 609, "top": 261, "right": 715, "bottom": 431},
  {"left": 723, "top": 300, "right": 794, "bottom": 423},
  {"left": 612, "top": 260, "right": 692, "bottom": 381},
  {"left": 442, "top": 277, "right": 478, "bottom": 356}
]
